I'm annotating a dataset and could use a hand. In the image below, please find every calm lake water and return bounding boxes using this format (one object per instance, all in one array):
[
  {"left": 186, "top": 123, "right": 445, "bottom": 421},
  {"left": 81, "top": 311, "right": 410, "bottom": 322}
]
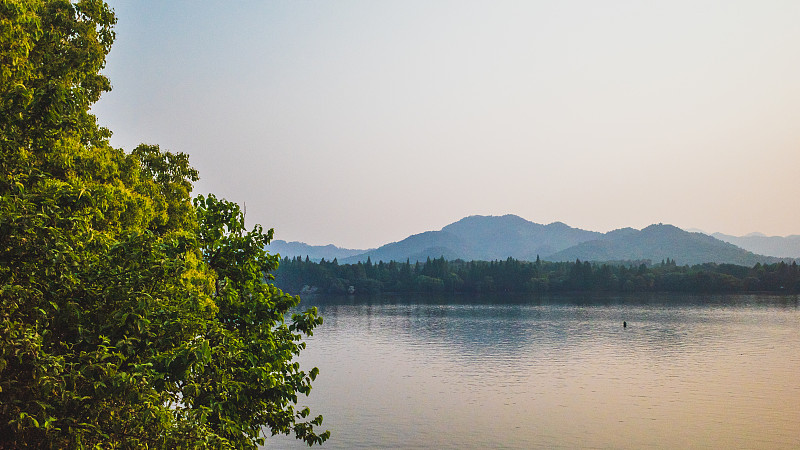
[{"left": 267, "top": 293, "right": 800, "bottom": 449}]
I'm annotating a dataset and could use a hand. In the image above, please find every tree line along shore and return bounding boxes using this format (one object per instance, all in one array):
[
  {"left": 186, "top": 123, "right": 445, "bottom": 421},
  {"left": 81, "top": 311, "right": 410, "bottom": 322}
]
[{"left": 274, "top": 256, "right": 800, "bottom": 296}]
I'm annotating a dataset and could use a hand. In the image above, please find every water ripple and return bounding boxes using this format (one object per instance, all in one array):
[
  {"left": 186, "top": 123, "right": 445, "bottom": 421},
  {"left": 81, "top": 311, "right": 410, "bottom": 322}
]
[{"left": 269, "top": 294, "right": 800, "bottom": 449}]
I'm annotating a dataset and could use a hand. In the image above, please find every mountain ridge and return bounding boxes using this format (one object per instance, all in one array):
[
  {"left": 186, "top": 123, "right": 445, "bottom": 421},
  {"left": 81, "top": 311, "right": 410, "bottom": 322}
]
[
  {"left": 548, "top": 224, "right": 781, "bottom": 266},
  {"left": 710, "top": 232, "right": 800, "bottom": 259},
  {"left": 268, "top": 240, "right": 367, "bottom": 262},
  {"left": 270, "top": 215, "right": 795, "bottom": 265}
]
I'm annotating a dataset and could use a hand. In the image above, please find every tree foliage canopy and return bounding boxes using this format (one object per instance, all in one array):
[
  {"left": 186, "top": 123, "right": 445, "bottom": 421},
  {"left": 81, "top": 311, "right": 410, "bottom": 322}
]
[
  {"left": 275, "top": 255, "right": 800, "bottom": 295},
  {"left": 0, "top": 1, "right": 326, "bottom": 447}
]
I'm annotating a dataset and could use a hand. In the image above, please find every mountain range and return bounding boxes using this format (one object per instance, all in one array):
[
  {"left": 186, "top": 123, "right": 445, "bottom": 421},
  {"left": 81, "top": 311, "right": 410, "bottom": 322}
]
[
  {"left": 268, "top": 215, "right": 797, "bottom": 266},
  {"left": 710, "top": 232, "right": 800, "bottom": 259},
  {"left": 266, "top": 240, "right": 365, "bottom": 262}
]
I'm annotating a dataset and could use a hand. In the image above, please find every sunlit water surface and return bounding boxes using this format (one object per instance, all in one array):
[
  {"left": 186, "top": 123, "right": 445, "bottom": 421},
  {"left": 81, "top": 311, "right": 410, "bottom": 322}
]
[{"left": 266, "top": 294, "right": 800, "bottom": 449}]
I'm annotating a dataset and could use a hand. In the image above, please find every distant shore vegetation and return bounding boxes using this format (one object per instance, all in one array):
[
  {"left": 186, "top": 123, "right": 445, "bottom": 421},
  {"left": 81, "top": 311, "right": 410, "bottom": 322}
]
[{"left": 274, "top": 256, "right": 800, "bottom": 296}]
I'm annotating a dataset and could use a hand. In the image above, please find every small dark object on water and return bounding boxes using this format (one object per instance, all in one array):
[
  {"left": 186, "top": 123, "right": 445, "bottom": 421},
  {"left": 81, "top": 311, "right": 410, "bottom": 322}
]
[{"left": 623, "top": 321, "right": 627, "bottom": 328}]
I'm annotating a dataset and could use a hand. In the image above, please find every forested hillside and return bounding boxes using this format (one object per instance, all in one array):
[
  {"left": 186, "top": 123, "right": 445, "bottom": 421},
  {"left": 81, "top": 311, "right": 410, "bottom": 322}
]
[
  {"left": 281, "top": 216, "right": 786, "bottom": 266},
  {"left": 548, "top": 224, "right": 783, "bottom": 266}
]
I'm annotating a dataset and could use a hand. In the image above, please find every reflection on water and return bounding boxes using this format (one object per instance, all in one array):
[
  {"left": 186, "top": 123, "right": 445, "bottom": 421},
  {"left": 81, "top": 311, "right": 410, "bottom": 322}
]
[{"left": 268, "top": 294, "right": 800, "bottom": 449}]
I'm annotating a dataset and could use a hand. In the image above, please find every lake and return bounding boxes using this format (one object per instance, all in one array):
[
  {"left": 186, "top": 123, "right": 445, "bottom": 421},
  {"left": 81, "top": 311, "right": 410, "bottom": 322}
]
[{"left": 267, "top": 293, "right": 800, "bottom": 449}]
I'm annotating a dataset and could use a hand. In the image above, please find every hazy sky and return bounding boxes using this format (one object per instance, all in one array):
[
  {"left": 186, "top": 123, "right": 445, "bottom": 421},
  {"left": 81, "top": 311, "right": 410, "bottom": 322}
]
[{"left": 92, "top": 1, "right": 800, "bottom": 249}]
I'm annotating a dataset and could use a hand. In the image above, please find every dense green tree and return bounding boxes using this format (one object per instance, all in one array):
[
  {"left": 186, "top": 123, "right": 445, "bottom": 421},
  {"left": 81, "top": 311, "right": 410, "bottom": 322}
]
[
  {"left": 0, "top": 1, "right": 326, "bottom": 448},
  {"left": 274, "top": 254, "right": 800, "bottom": 296}
]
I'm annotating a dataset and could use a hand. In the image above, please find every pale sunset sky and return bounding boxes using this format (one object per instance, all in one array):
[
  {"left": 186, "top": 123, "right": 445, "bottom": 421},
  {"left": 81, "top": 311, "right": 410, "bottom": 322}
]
[{"left": 92, "top": 1, "right": 800, "bottom": 249}]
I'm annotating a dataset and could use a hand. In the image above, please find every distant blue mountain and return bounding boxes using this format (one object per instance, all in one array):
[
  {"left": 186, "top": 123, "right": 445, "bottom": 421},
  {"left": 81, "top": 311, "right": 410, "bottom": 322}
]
[
  {"left": 440, "top": 215, "right": 601, "bottom": 261},
  {"left": 268, "top": 240, "right": 367, "bottom": 262},
  {"left": 710, "top": 232, "right": 800, "bottom": 259},
  {"left": 277, "top": 216, "right": 793, "bottom": 266},
  {"left": 547, "top": 224, "right": 786, "bottom": 266},
  {"left": 340, "top": 230, "right": 470, "bottom": 264},
  {"left": 342, "top": 214, "right": 600, "bottom": 263}
]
